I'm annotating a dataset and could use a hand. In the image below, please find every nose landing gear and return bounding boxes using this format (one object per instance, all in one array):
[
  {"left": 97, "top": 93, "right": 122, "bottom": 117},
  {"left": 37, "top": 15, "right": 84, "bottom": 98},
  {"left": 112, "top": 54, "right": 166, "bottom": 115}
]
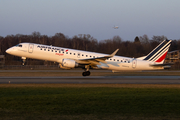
[{"left": 21, "top": 57, "right": 26, "bottom": 66}]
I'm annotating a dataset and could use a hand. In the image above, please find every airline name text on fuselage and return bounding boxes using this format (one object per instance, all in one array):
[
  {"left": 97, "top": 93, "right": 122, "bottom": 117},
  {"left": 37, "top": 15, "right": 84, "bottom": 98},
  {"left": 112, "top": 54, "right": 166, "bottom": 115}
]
[{"left": 37, "top": 45, "right": 64, "bottom": 51}]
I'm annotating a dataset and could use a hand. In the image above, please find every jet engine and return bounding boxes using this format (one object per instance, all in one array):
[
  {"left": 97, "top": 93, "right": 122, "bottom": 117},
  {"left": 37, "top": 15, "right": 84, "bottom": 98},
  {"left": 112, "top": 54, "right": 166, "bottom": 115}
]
[{"left": 62, "top": 58, "right": 78, "bottom": 68}]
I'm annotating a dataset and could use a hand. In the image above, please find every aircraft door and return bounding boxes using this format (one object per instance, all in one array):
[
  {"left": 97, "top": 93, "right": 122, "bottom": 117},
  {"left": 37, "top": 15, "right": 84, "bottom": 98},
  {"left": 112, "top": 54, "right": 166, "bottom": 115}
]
[
  {"left": 28, "top": 43, "right": 34, "bottom": 53},
  {"left": 132, "top": 59, "right": 137, "bottom": 68}
]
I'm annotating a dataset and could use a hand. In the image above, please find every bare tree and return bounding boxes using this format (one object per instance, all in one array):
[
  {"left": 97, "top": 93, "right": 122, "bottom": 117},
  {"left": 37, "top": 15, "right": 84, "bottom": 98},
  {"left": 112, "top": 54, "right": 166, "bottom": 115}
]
[{"left": 152, "top": 35, "right": 167, "bottom": 42}]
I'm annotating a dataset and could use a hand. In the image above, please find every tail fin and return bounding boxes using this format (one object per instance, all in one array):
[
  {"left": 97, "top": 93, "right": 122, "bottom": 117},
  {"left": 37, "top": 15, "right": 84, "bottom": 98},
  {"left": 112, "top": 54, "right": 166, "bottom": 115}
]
[{"left": 143, "top": 39, "right": 172, "bottom": 64}]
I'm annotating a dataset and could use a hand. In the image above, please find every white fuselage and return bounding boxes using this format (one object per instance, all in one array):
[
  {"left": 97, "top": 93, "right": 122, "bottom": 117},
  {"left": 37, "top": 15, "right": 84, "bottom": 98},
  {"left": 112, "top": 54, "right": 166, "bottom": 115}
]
[{"left": 6, "top": 43, "right": 164, "bottom": 71}]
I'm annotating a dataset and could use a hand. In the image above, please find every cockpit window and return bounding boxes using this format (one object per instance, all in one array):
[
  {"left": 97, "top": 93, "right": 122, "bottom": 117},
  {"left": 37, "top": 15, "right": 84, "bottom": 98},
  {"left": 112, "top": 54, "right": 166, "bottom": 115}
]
[{"left": 16, "top": 44, "right": 22, "bottom": 47}]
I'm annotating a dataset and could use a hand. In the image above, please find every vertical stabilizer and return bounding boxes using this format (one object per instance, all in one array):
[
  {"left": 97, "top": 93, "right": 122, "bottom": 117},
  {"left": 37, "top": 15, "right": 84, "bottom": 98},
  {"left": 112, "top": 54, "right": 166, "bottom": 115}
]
[{"left": 143, "top": 39, "right": 172, "bottom": 64}]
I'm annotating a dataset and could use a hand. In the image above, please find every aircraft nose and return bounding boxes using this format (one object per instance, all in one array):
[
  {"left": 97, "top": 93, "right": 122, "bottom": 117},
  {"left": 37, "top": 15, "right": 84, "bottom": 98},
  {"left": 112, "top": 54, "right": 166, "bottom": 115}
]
[{"left": 6, "top": 48, "right": 12, "bottom": 54}]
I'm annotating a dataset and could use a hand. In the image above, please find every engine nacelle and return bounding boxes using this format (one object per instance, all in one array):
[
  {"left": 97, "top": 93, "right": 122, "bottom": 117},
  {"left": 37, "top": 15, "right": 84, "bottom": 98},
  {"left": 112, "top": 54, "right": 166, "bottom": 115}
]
[{"left": 62, "top": 58, "right": 78, "bottom": 68}]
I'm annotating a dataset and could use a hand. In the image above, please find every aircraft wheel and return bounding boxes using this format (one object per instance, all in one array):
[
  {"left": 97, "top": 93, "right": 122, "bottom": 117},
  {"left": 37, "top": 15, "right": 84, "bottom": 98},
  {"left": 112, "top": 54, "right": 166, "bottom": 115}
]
[
  {"left": 82, "top": 72, "right": 86, "bottom": 76},
  {"left": 86, "top": 71, "right": 90, "bottom": 76},
  {"left": 82, "top": 71, "right": 91, "bottom": 76}
]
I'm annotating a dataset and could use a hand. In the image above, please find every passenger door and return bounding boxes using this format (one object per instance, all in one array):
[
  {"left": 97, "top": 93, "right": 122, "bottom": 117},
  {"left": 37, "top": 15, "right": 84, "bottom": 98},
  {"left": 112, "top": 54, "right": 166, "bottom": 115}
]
[
  {"left": 132, "top": 59, "right": 137, "bottom": 68},
  {"left": 28, "top": 43, "right": 34, "bottom": 53}
]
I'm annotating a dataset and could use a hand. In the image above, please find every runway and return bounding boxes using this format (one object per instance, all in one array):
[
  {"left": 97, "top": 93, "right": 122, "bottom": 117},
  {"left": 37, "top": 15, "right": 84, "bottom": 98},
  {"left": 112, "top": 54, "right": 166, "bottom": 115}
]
[{"left": 0, "top": 76, "right": 180, "bottom": 84}]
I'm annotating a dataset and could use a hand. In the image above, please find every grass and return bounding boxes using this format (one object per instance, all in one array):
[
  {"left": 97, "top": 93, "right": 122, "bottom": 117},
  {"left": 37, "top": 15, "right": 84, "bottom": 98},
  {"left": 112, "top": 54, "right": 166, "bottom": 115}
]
[{"left": 0, "top": 84, "right": 180, "bottom": 120}]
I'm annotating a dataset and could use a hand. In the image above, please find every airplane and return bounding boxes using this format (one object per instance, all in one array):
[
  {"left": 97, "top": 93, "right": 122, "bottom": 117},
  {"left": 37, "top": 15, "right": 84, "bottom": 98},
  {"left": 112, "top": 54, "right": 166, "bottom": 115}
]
[
  {"left": 113, "top": 26, "right": 119, "bottom": 29},
  {"left": 6, "top": 39, "right": 172, "bottom": 76}
]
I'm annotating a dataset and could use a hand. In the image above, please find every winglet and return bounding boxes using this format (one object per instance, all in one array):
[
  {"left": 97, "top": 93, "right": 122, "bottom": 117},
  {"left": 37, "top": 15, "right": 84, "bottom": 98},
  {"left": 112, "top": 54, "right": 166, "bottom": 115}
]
[
  {"left": 106, "top": 49, "right": 119, "bottom": 57},
  {"left": 111, "top": 49, "right": 119, "bottom": 56}
]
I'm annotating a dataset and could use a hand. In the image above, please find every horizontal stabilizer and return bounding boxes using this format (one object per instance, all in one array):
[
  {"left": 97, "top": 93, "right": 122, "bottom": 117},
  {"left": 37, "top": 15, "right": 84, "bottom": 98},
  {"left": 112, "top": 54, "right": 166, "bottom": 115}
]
[{"left": 149, "top": 63, "right": 174, "bottom": 67}]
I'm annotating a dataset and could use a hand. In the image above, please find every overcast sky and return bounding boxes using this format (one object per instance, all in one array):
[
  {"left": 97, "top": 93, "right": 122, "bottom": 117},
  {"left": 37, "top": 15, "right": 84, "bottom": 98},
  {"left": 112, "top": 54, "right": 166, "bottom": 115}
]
[{"left": 1, "top": 0, "right": 180, "bottom": 41}]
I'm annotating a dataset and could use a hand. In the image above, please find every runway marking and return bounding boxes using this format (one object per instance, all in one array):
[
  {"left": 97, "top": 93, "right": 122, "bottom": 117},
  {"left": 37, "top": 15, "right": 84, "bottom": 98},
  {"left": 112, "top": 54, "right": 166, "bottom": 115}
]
[{"left": 0, "top": 76, "right": 180, "bottom": 84}]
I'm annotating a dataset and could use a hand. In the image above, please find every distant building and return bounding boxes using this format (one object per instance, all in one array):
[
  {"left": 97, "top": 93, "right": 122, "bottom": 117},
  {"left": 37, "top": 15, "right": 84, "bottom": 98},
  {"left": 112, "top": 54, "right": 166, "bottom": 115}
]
[{"left": 165, "top": 50, "right": 180, "bottom": 63}]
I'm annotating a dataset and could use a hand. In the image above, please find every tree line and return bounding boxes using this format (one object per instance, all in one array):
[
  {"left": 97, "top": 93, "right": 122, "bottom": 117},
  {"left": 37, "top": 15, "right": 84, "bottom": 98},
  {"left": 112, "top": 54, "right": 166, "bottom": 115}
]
[{"left": 1, "top": 32, "right": 180, "bottom": 65}]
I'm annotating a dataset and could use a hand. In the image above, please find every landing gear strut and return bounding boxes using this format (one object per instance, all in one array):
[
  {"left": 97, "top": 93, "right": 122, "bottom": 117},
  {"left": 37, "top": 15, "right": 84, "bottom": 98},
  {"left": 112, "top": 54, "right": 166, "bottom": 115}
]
[
  {"left": 22, "top": 57, "right": 26, "bottom": 66},
  {"left": 82, "top": 65, "right": 91, "bottom": 76}
]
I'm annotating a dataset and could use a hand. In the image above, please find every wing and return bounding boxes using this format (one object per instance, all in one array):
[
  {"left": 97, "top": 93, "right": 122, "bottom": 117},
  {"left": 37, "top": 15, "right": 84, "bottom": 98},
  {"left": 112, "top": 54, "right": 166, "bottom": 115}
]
[{"left": 74, "top": 49, "right": 119, "bottom": 67}]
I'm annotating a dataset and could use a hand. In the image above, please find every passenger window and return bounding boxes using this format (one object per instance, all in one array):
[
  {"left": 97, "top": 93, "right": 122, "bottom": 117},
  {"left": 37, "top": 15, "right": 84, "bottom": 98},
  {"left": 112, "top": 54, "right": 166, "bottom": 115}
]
[
  {"left": 82, "top": 54, "right": 84, "bottom": 56},
  {"left": 86, "top": 55, "right": 88, "bottom": 57},
  {"left": 55, "top": 51, "right": 57, "bottom": 52},
  {"left": 44, "top": 49, "right": 46, "bottom": 51},
  {"left": 52, "top": 50, "right": 53, "bottom": 52},
  {"left": 114, "top": 59, "right": 115, "bottom": 61},
  {"left": 90, "top": 56, "right": 92, "bottom": 57},
  {"left": 19, "top": 45, "right": 22, "bottom": 47},
  {"left": 66, "top": 52, "right": 68, "bottom": 54},
  {"left": 74, "top": 53, "right": 75, "bottom": 55}
]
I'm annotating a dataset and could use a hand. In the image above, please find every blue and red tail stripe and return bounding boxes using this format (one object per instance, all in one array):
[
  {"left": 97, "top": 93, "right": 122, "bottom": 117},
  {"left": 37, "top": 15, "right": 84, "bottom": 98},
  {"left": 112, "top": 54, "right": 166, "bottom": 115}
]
[{"left": 143, "top": 39, "right": 172, "bottom": 63}]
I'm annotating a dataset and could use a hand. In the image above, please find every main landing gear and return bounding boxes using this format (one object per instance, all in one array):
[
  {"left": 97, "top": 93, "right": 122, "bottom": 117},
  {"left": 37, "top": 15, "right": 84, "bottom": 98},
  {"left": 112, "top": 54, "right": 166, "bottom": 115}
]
[
  {"left": 82, "top": 65, "right": 91, "bottom": 76},
  {"left": 82, "top": 71, "right": 90, "bottom": 76}
]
